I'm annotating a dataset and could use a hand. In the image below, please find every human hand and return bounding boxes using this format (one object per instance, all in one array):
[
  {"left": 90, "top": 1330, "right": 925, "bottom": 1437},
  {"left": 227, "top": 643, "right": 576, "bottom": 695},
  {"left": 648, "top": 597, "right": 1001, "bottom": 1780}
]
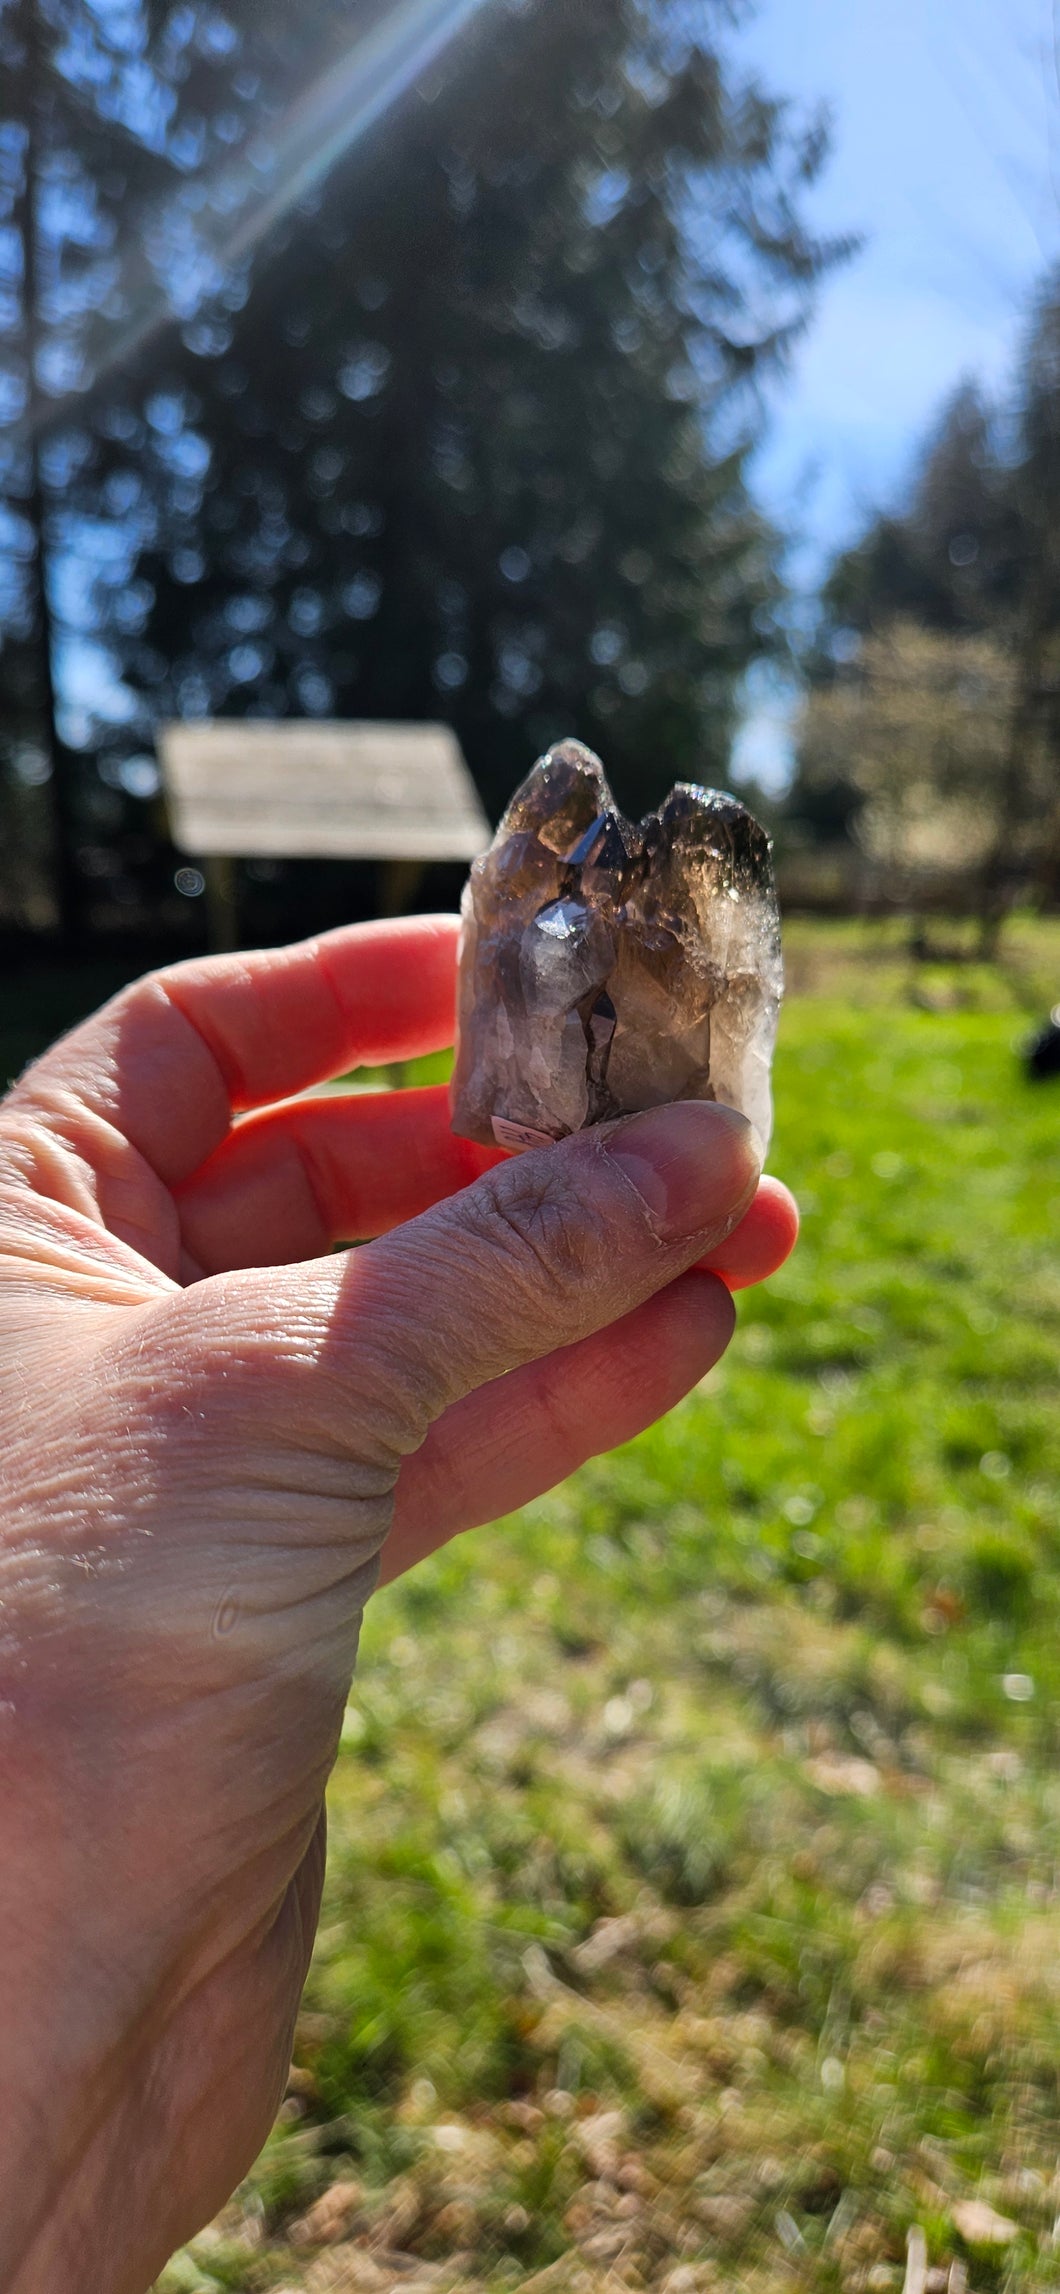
[{"left": 0, "top": 915, "right": 796, "bottom": 2292}]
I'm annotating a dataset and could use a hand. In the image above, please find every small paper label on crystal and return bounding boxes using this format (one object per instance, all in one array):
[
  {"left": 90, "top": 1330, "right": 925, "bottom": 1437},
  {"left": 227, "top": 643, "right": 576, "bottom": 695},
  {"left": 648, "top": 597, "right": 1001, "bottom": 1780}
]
[{"left": 491, "top": 1115, "right": 557, "bottom": 1152}]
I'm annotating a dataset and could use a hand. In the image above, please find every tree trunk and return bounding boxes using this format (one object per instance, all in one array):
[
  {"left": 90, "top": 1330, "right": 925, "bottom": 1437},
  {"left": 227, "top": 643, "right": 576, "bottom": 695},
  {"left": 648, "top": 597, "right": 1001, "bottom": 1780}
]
[
  {"left": 19, "top": 0, "right": 83, "bottom": 950},
  {"left": 978, "top": 604, "right": 1044, "bottom": 959}
]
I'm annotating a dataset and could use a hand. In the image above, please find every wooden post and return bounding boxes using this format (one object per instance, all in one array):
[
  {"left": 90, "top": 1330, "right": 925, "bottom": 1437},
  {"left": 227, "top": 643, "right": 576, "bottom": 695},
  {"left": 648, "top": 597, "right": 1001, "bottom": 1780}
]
[
  {"left": 377, "top": 857, "right": 427, "bottom": 917},
  {"left": 203, "top": 856, "right": 240, "bottom": 953}
]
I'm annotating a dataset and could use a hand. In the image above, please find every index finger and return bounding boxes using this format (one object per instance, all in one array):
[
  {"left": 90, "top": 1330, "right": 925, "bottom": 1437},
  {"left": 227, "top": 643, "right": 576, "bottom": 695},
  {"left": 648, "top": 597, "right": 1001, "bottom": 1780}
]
[{"left": 7, "top": 914, "right": 461, "bottom": 1188}]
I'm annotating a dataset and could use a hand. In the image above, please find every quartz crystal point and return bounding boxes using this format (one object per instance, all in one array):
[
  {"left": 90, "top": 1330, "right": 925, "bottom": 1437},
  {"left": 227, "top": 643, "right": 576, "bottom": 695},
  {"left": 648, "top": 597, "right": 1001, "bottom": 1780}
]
[{"left": 449, "top": 738, "right": 783, "bottom": 1154}]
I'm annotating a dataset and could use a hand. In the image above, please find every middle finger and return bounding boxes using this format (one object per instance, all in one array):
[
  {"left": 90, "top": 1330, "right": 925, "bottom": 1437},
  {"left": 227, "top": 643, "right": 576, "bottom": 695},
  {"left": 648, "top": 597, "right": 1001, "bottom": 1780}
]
[
  {"left": 177, "top": 1085, "right": 798, "bottom": 1285},
  {"left": 175, "top": 1084, "right": 502, "bottom": 1275}
]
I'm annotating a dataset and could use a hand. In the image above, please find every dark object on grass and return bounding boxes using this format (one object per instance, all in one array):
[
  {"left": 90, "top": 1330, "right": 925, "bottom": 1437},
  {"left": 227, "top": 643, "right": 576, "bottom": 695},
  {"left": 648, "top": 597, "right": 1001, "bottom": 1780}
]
[{"left": 1024, "top": 1006, "right": 1060, "bottom": 1079}]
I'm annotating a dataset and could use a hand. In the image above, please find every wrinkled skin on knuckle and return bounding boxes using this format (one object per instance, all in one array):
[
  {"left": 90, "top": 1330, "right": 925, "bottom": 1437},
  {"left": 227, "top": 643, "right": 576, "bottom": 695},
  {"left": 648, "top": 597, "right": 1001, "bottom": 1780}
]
[
  {"left": 345, "top": 1299, "right": 449, "bottom": 1463},
  {"left": 280, "top": 1160, "right": 634, "bottom": 1457},
  {"left": 453, "top": 1155, "right": 627, "bottom": 1338}
]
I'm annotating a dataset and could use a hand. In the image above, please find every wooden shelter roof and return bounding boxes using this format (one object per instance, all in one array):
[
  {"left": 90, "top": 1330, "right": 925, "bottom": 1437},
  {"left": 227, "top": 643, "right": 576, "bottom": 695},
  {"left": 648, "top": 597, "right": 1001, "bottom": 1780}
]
[{"left": 158, "top": 720, "right": 490, "bottom": 861}]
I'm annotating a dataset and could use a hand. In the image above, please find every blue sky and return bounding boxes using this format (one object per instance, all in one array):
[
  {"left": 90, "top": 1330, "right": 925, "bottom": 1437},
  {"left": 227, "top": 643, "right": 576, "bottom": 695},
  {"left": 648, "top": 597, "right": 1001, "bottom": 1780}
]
[{"left": 728, "top": 0, "right": 1060, "bottom": 783}]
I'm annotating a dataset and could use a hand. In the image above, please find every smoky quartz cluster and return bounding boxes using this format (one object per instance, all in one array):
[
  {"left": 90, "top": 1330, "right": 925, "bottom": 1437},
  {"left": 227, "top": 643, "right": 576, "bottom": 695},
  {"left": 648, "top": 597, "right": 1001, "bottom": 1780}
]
[{"left": 449, "top": 738, "right": 783, "bottom": 1155}]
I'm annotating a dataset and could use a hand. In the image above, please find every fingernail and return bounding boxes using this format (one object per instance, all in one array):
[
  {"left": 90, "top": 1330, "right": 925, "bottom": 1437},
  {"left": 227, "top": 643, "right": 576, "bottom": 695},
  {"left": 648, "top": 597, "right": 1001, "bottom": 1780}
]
[{"left": 604, "top": 1101, "right": 761, "bottom": 1243}]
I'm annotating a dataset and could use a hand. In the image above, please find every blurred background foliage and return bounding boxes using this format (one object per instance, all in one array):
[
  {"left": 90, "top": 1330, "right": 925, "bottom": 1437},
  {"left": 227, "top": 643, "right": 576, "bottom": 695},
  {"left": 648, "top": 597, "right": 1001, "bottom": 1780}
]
[
  {"left": 3, "top": 4, "right": 1060, "bottom": 963},
  {"left": 0, "top": 0, "right": 843, "bottom": 949},
  {"left": 787, "top": 323, "right": 1060, "bottom": 938}
]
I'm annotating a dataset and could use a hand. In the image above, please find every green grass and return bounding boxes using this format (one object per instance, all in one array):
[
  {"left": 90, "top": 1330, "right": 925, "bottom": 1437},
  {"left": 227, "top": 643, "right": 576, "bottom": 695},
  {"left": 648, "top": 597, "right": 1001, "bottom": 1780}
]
[{"left": 15, "top": 922, "right": 1059, "bottom": 2294}]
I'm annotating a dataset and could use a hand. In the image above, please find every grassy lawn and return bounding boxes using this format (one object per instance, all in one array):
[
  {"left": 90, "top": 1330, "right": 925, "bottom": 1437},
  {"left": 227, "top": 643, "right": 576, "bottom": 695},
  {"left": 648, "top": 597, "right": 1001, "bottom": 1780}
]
[{"left": 8, "top": 922, "right": 1058, "bottom": 2294}]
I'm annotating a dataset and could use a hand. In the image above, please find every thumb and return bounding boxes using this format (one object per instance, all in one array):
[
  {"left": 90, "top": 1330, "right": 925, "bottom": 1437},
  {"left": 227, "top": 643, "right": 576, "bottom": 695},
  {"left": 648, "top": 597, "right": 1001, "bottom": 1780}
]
[{"left": 202, "top": 1099, "right": 761, "bottom": 1463}]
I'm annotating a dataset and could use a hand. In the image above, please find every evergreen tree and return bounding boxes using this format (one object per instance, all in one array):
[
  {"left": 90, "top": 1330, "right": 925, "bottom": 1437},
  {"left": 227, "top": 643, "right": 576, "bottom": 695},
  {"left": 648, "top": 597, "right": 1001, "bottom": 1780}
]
[
  {"left": 0, "top": 0, "right": 268, "bottom": 940},
  {"left": 3, "top": 0, "right": 842, "bottom": 941},
  {"left": 135, "top": 0, "right": 840, "bottom": 841},
  {"left": 990, "top": 276, "right": 1060, "bottom": 916},
  {"left": 818, "top": 382, "right": 1024, "bottom": 653},
  {"left": 790, "top": 278, "right": 1060, "bottom": 930}
]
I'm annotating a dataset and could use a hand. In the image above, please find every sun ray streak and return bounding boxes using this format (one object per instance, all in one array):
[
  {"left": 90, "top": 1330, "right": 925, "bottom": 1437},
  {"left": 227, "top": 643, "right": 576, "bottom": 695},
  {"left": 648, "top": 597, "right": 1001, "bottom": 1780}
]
[
  {"left": 223, "top": 0, "right": 493, "bottom": 266},
  {"left": 15, "top": 0, "right": 496, "bottom": 444}
]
